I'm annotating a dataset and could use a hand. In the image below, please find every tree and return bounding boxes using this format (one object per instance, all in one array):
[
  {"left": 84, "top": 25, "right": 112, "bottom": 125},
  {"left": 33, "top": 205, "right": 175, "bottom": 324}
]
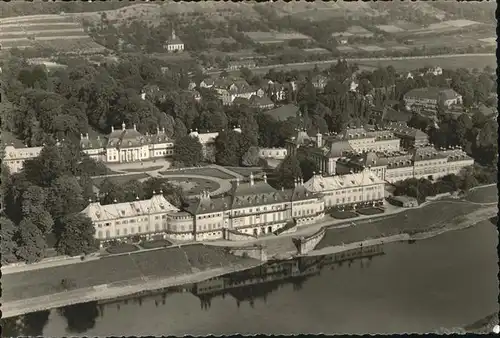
[
  {"left": 1, "top": 216, "right": 18, "bottom": 265},
  {"left": 299, "top": 157, "right": 319, "bottom": 181},
  {"left": 48, "top": 175, "right": 84, "bottom": 220},
  {"left": 99, "top": 178, "right": 126, "bottom": 205},
  {"left": 16, "top": 218, "right": 47, "bottom": 264},
  {"left": 172, "top": 135, "right": 203, "bottom": 166},
  {"left": 242, "top": 146, "right": 261, "bottom": 167},
  {"left": 56, "top": 213, "right": 97, "bottom": 257},
  {"left": 173, "top": 117, "right": 188, "bottom": 140},
  {"left": 215, "top": 130, "right": 241, "bottom": 166},
  {"left": 275, "top": 155, "right": 302, "bottom": 189}
]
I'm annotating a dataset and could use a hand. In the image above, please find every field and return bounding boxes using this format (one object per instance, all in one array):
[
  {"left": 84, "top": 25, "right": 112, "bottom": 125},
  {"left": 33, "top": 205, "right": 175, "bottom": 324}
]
[
  {"left": 357, "top": 45, "right": 385, "bottom": 52},
  {"left": 0, "top": 14, "right": 106, "bottom": 53},
  {"left": 244, "top": 31, "right": 311, "bottom": 44},
  {"left": 2, "top": 244, "right": 254, "bottom": 302},
  {"left": 91, "top": 173, "right": 151, "bottom": 187},
  {"left": 357, "top": 54, "right": 496, "bottom": 72}
]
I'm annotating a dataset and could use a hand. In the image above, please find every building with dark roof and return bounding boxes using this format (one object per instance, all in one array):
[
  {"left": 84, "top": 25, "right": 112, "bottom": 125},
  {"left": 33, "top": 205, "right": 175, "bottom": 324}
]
[
  {"left": 167, "top": 173, "right": 325, "bottom": 241},
  {"left": 80, "top": 122, "right": 174, "bottom": 163},
  {"left": 263, "top": 104, "right": 300, "bottom": 122},
  {"left": 403, "top": 87, "right": 462, "bottom": 111}
]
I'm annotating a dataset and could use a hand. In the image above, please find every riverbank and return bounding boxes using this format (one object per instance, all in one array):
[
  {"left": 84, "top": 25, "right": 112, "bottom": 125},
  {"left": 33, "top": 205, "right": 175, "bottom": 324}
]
[
  {"left": 306, "top": 204, "right": 497, "bottom": 258},
  {"left": 1, "top": 260, "right": 263, "bottom": 319},
  {"left": 2, "top": 202, "right": 496, "bottom": 319}
]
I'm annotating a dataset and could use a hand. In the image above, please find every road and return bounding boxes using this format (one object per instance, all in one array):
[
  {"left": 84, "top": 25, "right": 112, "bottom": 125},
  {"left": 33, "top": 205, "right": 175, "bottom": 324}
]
[{"left": 206, "top": 53, "right": 495, "bottom": 75}]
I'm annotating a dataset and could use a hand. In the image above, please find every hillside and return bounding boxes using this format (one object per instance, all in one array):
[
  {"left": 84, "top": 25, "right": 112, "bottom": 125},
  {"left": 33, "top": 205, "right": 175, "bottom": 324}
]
[{"left": 0, "top": 14, "right": 106, "bottom": 54}]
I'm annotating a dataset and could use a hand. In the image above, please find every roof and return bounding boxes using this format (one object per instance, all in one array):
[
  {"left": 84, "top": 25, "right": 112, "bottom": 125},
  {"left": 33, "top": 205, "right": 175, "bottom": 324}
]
[
  {"left": 404, "top": 87, "right": 460, "bottom": 101},
  {"left": 263, "top": 104, "right": 300, "bottom": 121},
  {"left": 386, "top": 122, "right": 428, "bottom": 140},
  {"left": 190, "top": 131, "right": 219, "bottom": 145},
  {"left": 381, "top": 107, "right": 412, "bottom": 123},
  {"left": 303, "top": 168, "right": 384, "bottom": 193},
  {"left": 325, "top": 140, "right": 354, "bottom": 158},
  {"left": 82, "top": 194, "right": 179, "bottom": 222},
  {"left": 3, "top": 145, "right": 43, "bottom": 160},
  {"left": 411, "top": 146, "right": 448, "bottom": 162},
  {"left": 250, "top": 94, "right": 274, "bottom": 107}
]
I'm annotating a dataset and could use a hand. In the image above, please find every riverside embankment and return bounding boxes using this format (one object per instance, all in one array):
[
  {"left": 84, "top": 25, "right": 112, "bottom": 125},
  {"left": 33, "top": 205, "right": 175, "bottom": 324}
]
[{"left": 2, "top": 185, "right": 497, "bottom": 318}]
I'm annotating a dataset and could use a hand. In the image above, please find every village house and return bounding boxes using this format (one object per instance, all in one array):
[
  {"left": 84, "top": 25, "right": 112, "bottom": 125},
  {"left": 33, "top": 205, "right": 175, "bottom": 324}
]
[
  {"left": 249, "top": 94, "right": 275, "bottom": 110},
  {"left": 226, "top": 59, "right": 256, "bottom": 71},
  {"left": 213, "top": 77, "right": 256, "bottom": 105},
  {"left": 311, "top": 74, "right": 328, "bottom": 90},
  {"left": 403, "top": 87, "right": 463, "bottom": 111}
]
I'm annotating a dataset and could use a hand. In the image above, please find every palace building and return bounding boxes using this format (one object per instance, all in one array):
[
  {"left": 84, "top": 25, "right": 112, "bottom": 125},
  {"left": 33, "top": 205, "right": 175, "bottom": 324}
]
[
  {"left": 286, "top": 126, "right": 400, "bottom": 176},
  {"left": 335, "top": 146, "right": 474, "bottom": 183},
  {"left": 84, "top": 172, "right": 327, "bottom": 245},
  {"left": 2, "top": 144, "right": 43, "bottom": 174},
  {"left": 81, "top": 191, "right": 180, "bottom": 244},
  {"left": 302, "top": 168, "right": 385, "bottom": 209},
  {"left": 80, "top": 122, "right": 174, "bottom": 163}
]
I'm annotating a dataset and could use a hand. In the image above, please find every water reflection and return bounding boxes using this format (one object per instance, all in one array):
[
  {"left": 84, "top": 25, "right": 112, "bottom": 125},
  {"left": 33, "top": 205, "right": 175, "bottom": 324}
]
[
  {"left": 2, "top": 310, "right": 50, "bottom": 337},
  {"left": 3, "top": 244, "right": 384, "bottom": 335},
  {"left": 57, "top": 302, "right": 100, "bottom": 333}
]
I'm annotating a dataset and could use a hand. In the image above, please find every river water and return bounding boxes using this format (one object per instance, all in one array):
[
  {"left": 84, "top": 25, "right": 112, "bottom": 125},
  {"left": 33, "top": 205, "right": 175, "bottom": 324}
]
[{"left": 3, "top": 220, "right": 498, "bottom": 336}]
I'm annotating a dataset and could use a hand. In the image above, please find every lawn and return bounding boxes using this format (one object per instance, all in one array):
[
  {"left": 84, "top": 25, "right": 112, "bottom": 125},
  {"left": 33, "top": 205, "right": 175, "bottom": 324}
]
[
  {"left": 2, "top": 245, "right": 253, "bottom": 302},
  {"left": 139, "top": 239, "right": 172, "bottom": 250},
  {"left": 166, "top": 177, "right": 220, "bottom": 195},
  {"left": 356, "top": 207, "right": 385, "bottom": 216},
  {"left": 465, "top": 185, "right": 498, "bottom": 204},
  {"left": 91, "top": 173, "right": 151, "bottom": 187},
  {"left": 121, "top": 166, "right": 164, "bottom": 173},
  {"left": 330, "top": 211, "right": 358, "bottom": 219},
  {"left": 317, "top": 200, "right": 481, "bottom": 250},
  {"left": 160, "top": 167, "right": 236, "bottom": 180},
  {"left": 106, "top": 243, "right": 139, "bottom": 255},
  {"left": 222, "top": 167, "right": 263, "bottom": 177}
]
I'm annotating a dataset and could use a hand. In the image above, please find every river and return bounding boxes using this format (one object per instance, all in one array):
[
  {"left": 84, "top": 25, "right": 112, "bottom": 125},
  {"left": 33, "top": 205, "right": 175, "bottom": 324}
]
[{"left": 2, "top": 219, "right": 498, "bottom": 336}]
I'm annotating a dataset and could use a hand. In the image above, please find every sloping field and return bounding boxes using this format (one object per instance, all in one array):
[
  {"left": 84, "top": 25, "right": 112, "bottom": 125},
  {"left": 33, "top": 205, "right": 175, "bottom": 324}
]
[
  {"left": 357, "top": 54, "right": 496, "bottom": 72},
  {"left": 376, "top": 25, "right": 405, "bottom": 33},
  {"left": 0, "top": 14, "right": 105, "bottom": 53}
]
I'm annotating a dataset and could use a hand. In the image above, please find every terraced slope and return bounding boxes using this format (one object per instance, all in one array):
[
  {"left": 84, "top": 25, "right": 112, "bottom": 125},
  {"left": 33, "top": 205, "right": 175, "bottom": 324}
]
[{"left": 0, "top": 14, "right": 106, "bottom": 53}]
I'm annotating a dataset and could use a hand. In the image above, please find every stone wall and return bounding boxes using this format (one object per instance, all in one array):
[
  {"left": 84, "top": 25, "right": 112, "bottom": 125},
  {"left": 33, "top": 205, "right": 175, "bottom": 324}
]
[
  {"left": 223, "top": 228, "right": 257, "bottom": 241},
  {"left": 292, "top": 227, "right": 327, "bottom": 255},
  {"left": 228, "top": 245, "right": 268, "bottom": 262}
]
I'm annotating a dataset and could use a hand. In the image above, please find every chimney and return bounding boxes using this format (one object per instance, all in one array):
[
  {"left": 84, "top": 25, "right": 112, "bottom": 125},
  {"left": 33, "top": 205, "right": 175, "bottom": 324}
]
[
  {"left": 294, "top": 178, "right": 298, "bottom": 187},
  {"left": 133, "top": 124, "right": 137, "bottom": 131},
  {"left": 162, "top": 127, "right": 166, "bottom": 133},
  {"left": 80, "top": 133, "right": 83, "bottom": 140},
  {"left": 86, "top": 133, "right": 89, "bottom": 139},
  {"left": 111, "top": 126, "right": 114, "bottom": 132},
  {"left": 236, "top": 177, "right": 240, "bottom": 186},
  {"left": 281, "top": 186, "right": 284, "bottom": 191},
  {"left": 249, "top": 172, "right": 254, "bottom": 186},
  {"left": 157, "top": 126, "right": 160, "bottom": 134},
  {"left": 263, "top": 173, "right": 267, "bottom": 183},
  {"left": 122, "top": 122, "right": 126, "bottom": 130},
  {"left": 300, "top": 177, "right": 304, "bottom": 185}
]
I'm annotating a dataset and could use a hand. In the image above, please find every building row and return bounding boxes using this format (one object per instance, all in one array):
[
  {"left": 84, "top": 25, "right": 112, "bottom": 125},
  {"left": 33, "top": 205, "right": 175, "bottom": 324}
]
[
  {"left": 286, "top": 123, "right": 474, "bottom": 183},
  {"left": 82, "top": 169, "right": 385, "bottom": 246}
]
